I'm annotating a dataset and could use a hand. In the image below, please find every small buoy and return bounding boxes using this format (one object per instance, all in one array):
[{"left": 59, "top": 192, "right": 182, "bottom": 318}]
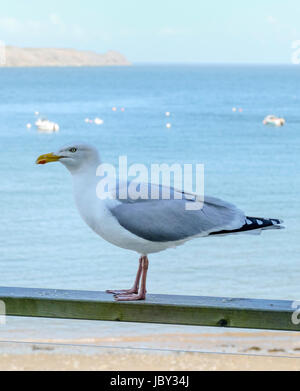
[
  {"left": 94, "top": 118, "right": 104, "bottom": 125},
  {"left": 166, "top": 123, "right": 172, "bottom": 129},
  {"left": 165, "top": 112, "right": 171, "bottom": 117},
  {"left": 84, "top": 118, "right": 90, "bottom": 123},
  {"left": 121, "top": 108, "right": 125, "bottom": 112},
  {"left": 232, "top": 107, "right": 237, "bottom": 112},
  {"left": 34, "top": 111, "right": 39, "bottom": 116},
  {"left": 239, "top": 108, "right": 243, "bottom": 113},
  {"left": 112, "top": 107, "right": 117, "bottom": 112},
  {"left": 26, "top": 123, "right": 32, "bottom": 129}
]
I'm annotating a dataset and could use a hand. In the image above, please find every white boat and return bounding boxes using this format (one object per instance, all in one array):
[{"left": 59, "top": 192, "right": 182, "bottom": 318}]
[
  {"left": 263, "top": 115, "right": 285, "bottom": 127},
  {"left": 94, "top": 117, "right": 104, "bottom": 125},
  {"left": 35, "top": 118, "right": 59, "bottom": 132}
]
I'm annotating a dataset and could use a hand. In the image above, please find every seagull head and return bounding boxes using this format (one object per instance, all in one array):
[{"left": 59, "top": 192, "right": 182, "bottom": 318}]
[{"left": 36, "top": 143, "right": 100, "bottom": 173}]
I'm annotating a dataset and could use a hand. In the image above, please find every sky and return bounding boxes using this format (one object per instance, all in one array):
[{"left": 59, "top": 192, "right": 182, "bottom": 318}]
[{"left": 0, "top": 0, "right": 299, "bottom": 63}]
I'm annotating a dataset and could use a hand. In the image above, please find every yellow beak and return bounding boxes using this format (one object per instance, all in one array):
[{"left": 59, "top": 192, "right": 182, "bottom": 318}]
[{"left": 36, "top": 153, "right": 61, "bottom": 165}]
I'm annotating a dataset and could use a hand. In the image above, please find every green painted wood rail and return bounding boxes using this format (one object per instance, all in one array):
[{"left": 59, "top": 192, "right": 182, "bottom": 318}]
[{"left": 0, "top": 286, "right": 299, "bottom": 331}]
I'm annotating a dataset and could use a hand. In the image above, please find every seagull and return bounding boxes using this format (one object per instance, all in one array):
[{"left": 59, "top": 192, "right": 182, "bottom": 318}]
[{"left": 36, "top": 143, "right": 284, "bottom": 301}]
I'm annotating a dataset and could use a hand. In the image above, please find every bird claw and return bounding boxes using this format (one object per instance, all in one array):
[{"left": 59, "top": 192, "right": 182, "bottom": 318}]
[
  {"left": 114, "top": 293, "right": 146, "bottom": 301},
  {"left": 106, "top": 256, "right": 148, "bottom": 302},
  {"left": 106, "top": 289, "right": 138, "bottom": 295}
]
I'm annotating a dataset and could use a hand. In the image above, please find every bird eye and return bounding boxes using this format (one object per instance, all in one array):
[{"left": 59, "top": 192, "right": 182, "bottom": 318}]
[{"left": 69, "top": 148, "right": 77, "bottom": 153}]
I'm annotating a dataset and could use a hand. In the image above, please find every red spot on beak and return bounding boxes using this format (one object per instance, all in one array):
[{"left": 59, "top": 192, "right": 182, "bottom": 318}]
[{"left": 38, "top": 160, "right": 47, "bottom": 165}]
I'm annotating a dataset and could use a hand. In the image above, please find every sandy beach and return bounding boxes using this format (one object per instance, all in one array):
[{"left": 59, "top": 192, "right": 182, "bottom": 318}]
[
  {"left": 1, "top": 351, "right": 300, "bottom": 371},
  {"left": 1, "top": 330, "right": 300, "bottom": 370}
]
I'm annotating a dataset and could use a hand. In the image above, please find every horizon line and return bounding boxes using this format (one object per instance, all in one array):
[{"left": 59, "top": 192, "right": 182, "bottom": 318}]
[{"left": 133, "top": 61, "right": 294, "bottom": 65}]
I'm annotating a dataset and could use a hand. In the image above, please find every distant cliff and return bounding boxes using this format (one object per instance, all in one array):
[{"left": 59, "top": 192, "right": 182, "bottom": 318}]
[{"left": 1, "top": 46, "right": 131, "bottom": 67}]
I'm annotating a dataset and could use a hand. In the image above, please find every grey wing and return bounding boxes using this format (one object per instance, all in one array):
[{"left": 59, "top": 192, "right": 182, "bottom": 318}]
[{"left": 109, "top": 182, "right": 246, "bottom": 242}]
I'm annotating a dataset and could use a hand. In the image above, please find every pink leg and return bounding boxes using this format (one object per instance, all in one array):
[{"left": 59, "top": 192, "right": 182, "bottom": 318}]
[
  {"left": 106, "top": 257, "right": 143, "bottom": 295},
  {"left": 115, "top": 256, "right": 149, "bottom": 301}
]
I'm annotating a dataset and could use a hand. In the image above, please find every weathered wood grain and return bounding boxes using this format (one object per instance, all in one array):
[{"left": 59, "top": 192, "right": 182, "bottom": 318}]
[{"left": 0, "top": 286, "right": 298, "bottom": 331}]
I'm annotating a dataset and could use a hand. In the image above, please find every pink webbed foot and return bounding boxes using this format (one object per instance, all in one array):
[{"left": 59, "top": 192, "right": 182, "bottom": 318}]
[
  {"left": 106, "top": 288, "right": 138, "bottom": 295},
  {"left": 106, "top": 256, "right": 149, "bottom": 302},
  {"left": 114, "top": 256, "right": 149, "bottom": 302},
  {"left": 115, "top": 292, "right": 146, "bottom": 301},
  {"left": 106, "top": 257, "right": 143, "bottom": 298}
]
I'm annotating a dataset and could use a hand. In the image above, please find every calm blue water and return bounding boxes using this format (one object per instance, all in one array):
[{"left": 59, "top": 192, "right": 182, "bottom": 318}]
[{"left": 0, "top": 65, "right": 300, "bottom": 340}]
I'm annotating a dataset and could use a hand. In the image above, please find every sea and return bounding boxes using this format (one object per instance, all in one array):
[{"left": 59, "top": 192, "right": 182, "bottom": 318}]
[{"left": 0, "top": 65, "right": 300, "bottom": 345}]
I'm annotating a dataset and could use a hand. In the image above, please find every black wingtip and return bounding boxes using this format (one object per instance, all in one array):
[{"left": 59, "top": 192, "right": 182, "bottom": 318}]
[{"left": 210, "top": 216, "right": 284, "bottom": 236}]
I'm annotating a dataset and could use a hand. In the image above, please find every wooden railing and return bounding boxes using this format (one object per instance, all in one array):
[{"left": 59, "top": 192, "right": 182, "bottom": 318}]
[{"left": 0, "top": 286, "right": 299, "bottom": 332}]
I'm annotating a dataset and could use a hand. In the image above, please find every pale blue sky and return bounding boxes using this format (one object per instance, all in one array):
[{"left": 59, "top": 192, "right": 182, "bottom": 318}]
[{"left": 0, "top": 0, "right": 299, "bottom": 63}]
